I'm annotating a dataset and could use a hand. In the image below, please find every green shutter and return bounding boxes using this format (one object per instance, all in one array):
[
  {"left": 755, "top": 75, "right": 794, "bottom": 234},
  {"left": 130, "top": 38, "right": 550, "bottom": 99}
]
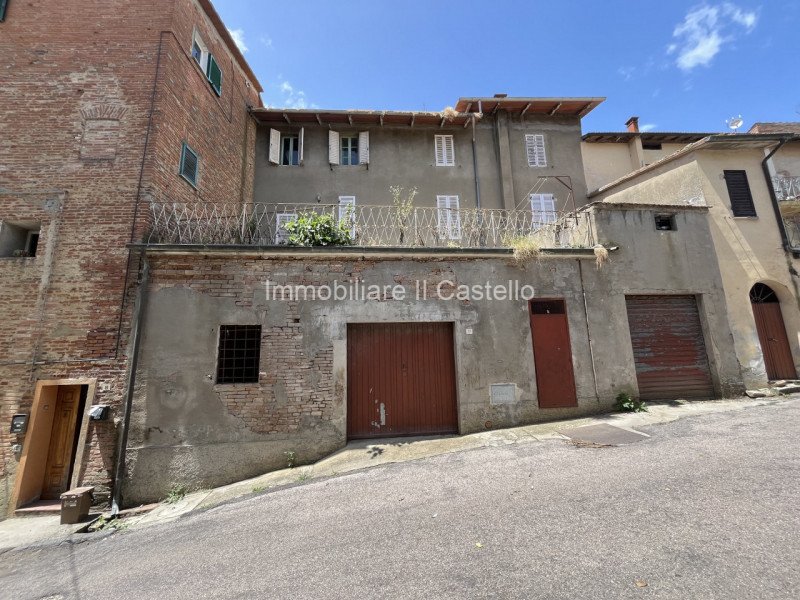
[
  {"left": 0, "top": 0, "right": 9, "bottom": 22},
  {"left": 180, "top": 143, "right": 199, "bottom": 187},
  {"left": 206, "top": 55, "right": 222, "bottom": 96}
]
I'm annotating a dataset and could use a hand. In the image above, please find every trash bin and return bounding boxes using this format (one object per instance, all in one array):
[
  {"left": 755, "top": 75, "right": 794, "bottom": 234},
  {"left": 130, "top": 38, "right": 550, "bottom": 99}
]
[{"left": 60, "top": 487, "right": 94, "bottom": 524}]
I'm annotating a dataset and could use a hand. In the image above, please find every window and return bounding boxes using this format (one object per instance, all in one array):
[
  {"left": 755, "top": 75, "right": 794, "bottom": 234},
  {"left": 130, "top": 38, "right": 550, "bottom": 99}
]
[
  {"left": 269, "top": 128, "right": 304, "bottom": 165},
  {"left": 0, "top": 221, "right": 41, "bottom": 258},
  {"left": 341, "top": 136, "right": 359, "bottom": 166},
  {"left": 275, "top": 213, "right": 296, "bottom": 244},
  {"left": 328, "top": 131, "right": 369, "bottom": 165},
  {"left": 0, "top": 0, "right": 9, "bottom": 22},
  {"left": 642, "top": 142, "right": 663, "bottom": 151},
  {"left": 338, "top": 197, "right": 356, "bottom": 237},
  {"left": 435, "top": 135, "right": 455, "bottom": 166},
  {"left": 530, "top": 194, "right": 556, "bottom": 229},
  {"left": 180, "top": 143, "right": 199, "bottom": 187},
  {"left": 436, "top": 195, "right": 461, "bottom": 240},
  {"left": 724, "top": 170, "right": 757, "bottom": 217},
  {"left": 191, "top": 30, "right": 222, "bottom": 96},
  {"left": 654, "top": 214, "right": 676, "bottom": 231},
  {"left": 216, "top": 325, "right": 261, "bottom": 384},
  {"left": 525, "top": 134, "right": 547, "bottom": 167}
]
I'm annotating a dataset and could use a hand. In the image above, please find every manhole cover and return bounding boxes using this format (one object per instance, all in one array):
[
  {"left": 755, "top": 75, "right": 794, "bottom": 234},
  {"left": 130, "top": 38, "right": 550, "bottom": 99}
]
[{"left": 559, "top": 423, "right": 648, "bottom": 446}]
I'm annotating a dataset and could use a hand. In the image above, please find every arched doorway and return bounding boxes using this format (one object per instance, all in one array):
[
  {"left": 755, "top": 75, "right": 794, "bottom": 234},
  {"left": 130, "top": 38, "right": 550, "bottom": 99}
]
[{"left": 750, "top": 283, "right": 797, "bottom": 380}]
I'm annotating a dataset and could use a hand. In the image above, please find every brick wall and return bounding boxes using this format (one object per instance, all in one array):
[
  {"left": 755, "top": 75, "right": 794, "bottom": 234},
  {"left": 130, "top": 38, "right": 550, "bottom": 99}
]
[{"left": 0, "top": 0, "right": 261, "bottom": 514}]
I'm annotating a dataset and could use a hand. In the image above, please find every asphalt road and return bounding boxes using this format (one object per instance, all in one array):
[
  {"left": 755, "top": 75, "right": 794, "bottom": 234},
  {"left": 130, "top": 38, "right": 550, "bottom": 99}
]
[{"left": 2, "top": 399, "right": 799, "bottom": 600}]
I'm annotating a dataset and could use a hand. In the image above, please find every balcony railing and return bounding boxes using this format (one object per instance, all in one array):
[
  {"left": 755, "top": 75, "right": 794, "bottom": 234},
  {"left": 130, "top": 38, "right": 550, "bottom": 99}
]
[
  {"left": 774, "top": 176, "right": 800, "bottom": 202},
  {"left": 146, "top": 202, "right": 595, "bottom": 250},
  {"left": 774, "top": 177, "right": 800, "bottom": 248}
]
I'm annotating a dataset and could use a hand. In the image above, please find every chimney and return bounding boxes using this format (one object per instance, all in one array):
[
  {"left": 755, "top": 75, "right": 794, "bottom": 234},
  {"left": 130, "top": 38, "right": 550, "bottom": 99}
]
[{"left": 626, "top": 116, "right": 640, "bottom": 133}]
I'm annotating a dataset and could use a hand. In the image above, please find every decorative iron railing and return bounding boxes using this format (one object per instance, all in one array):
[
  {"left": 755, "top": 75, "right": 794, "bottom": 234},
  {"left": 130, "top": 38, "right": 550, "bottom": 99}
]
[
  {"left": 774, "top": 176, "right": 800, "bottom": 201},
  {"left": 774, "top": 177, "right": 800, "bottom": 248},
  {"left": 146, "top": 202, "right": 595, "bottom": 249}
]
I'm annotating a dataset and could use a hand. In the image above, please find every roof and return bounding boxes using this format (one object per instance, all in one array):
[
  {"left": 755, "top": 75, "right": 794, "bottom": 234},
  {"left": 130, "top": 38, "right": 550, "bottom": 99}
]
[
  {"left": 749, "top": 122, "right": 800, "bottom": 135},
  {"left": 198, "top": 0, "right": 263, "bottom": 93},
  {"left": 454, "top": 97, "right": 604, "bottom": 117},
  {"left": 250, "top": 108, "right": 474, "bottom": 128},
  {"left": 588, "top": 133, "right": 798, "bottom": 198},
  {"left": 582, "top": 132, "right": 715, "bottom": 144}
]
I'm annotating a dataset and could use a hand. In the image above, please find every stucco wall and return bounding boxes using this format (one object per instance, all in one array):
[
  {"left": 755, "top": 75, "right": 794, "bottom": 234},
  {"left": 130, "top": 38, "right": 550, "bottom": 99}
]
[{"left": 252, "top": 115, "right": 588, "bottom": 214}]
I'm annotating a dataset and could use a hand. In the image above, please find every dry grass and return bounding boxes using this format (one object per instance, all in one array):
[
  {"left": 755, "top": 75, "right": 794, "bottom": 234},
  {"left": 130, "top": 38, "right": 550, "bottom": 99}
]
[
  {"left": 593, "top": 244, "right": 609, "bottom": 269},
  {"left": 779, "top": 200, "right": 800, "bottom": 219},
  {"left": 502, "top": 234, "right": 541, "bottom": 263}
]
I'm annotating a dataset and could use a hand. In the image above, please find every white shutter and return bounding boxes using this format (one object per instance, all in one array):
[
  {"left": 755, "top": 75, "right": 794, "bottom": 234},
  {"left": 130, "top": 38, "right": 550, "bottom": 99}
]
[
  {"left": 358, "top": 131, "right": 370, "bottom": 165},
  {"left": 275, "top": 212, "right": 296, "bottom": 244},
  {"left": 530, "top": 193, "right": 556, "bottom": 230},
  {"left": 298, "top": 127, "right": 305, "bottom": 164},
  {"left": 269, "top": 128, "right": 280, "bottom": 164},
  {"left": 436, "top": 195, "right": 461, "bottom": 240},
  {"left": 525, "top": 134, "right": 547, "bottom": 167},
  {"left": 328, "top": 130, "right": 340, "bottom": 165},
  {"left": 338, "top": 196, "right": 356, "bottom": 236},
  {"left": 435, "top": 135, "right": 454, "bottom": 166}
]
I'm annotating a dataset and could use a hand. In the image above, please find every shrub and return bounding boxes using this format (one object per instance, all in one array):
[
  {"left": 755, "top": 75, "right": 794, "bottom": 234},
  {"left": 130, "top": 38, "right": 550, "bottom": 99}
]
[
  {"left": 284, "top": 213, "right": 353, "bottom": 247},
  {"left": 614, "top": 392, "right": 647, "bottom": 413},
  {"left": 501, "top": 233, "right": 541, "bottom": 263}
]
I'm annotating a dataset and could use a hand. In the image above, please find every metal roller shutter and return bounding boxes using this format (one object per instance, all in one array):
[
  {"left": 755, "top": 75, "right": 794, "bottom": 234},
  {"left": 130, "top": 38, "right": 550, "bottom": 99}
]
[{"left": 625, "top": 295, "right": 715, "bottom": 400}]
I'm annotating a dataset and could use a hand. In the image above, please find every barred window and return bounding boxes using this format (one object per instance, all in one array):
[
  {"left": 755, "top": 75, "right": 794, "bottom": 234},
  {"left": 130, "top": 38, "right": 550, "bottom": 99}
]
[{"left": 216, "top": 325, "right": 261, "bottom": 384}]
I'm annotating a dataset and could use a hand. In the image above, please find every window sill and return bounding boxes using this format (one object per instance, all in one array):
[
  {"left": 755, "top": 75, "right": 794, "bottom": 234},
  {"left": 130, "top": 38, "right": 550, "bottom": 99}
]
[{"left": 732, "top": 216, "right": 758, "bottom": 220}]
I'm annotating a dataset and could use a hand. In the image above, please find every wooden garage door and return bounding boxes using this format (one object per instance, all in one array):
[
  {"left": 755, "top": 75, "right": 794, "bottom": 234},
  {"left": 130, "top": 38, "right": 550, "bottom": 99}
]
[
  {"left": 625, "top": 295, "right": 715, "bottom": 400},
  {"left": 347, "top": 322, "right": 458, "bottom": 440}
]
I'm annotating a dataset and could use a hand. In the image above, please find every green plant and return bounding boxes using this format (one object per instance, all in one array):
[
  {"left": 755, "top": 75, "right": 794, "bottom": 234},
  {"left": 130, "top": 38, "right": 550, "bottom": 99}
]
[
  {"left": 284, "top": 212, "right": 353, "bottom": 247},
  {"left": 296, "top": 470, "right": 311, "bottom": 483},
  {"left": 284, "top": 450, "right": 297, "bottom": 468},
  {"left": 614, "top": 392, "right": 647, "bottom": 413},
  {"left": 389, "top": 185, "right": 418, "bottom": 245},
  {"left": 502, "top": 233, "right": 541, "bottom": 262},
  {"left": 165, "top": 484, "right": 189, "bottom": 504},
  {"left": 252, "top": 485, "right": 266, "bottom": 493}
]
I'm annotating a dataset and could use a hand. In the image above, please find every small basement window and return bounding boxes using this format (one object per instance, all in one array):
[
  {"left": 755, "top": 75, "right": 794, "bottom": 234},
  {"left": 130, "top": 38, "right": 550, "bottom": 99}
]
[
  {"left": 216, "top": 325, "right": 262, "bottom": 384},
  {"left": 0, "top": 221, "right": 40, "bottom": 257},
  {"left": 179, "top": 143, "right": 199, "bottom": 187},
  {"left": 654, "top": 214, "right": 676, "bottom": 231}
]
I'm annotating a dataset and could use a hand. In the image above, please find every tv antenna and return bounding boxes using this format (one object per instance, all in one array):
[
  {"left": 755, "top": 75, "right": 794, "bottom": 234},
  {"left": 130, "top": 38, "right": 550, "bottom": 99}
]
[{"left": 726, "top": 115, "right": 744, "bottom": 133}]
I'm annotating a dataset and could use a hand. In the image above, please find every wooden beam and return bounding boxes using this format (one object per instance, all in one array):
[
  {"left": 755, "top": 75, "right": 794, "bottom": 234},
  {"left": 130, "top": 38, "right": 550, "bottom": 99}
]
[
  {"left": 463, "top": 118, "right": 470, "bottom": 128},
  {"left": 520, "top": 103, "right": 532, "bottom": 118},
  {"left": 380, "top": 112, "right": 384, "bottom": 127},
  {"left": 348, "top": 114, "right": 353, "bottom": 126},
  {"left": 577, "top": 102, "right": 593, "bottom": 117},
  {"left": 410, "top": 114, "right": 415, "bottom": 127},
  {"left": 440, "top": 117, "right": 446, "bottom": 128},
  {"left": 283, "top": 113, "right": 291, "bottom": 124},
  {"left": 464, "top": 102, "right": 472, "bottom": 113},
  {"left": 547, "top": 102, "right": 562, "bottom": 116},
  {"left": 315, "top": 114, "right": 323, "bottom": 126}
]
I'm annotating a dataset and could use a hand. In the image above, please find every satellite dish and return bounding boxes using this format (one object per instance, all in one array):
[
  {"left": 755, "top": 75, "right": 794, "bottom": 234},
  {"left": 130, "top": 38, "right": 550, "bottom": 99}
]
[{"left": 726, "top": 115, "right": 744, "bottom": 133}]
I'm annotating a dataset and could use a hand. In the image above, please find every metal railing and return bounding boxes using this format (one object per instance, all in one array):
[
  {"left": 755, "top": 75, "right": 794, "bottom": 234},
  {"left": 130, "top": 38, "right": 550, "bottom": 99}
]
[
  {"left": 774, "top": 176, "right": 800, "bottom": 201},
  {"left": 146, "top": 202, "right": 595, "bottom": 249}
]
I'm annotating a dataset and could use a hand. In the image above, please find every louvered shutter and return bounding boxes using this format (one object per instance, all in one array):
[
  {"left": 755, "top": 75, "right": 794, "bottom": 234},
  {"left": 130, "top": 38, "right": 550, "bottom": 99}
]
[
  {"left": 275, "top": 213, "right": 296, "bottom": 244},
  {"left": 525, "top": 134, "right": 547, "bottom": 167},
  {"left": 435, "top": 135, "right": 454, "bottom": 166},
  {"left": 358, "top": 131, "right": 370, "bottom": 164},
  {"left": 723, "top": 170, "right": 756, "bottom": 217},
  {"left": 206, "top": 55, "right": 222, "bottom": 96},
  {"left": 338, "top": 196, "right": 356, "bottom": 236},
  {"left": 448, "top": 195, "right": 461, "bottom": 239},
  {"left": 298, "top": 127, "right": 305, "bottom": 164},
  {"left": 436, "top": 195, "right": 461, "bottom": 239},
  {"left": 180, "top": 143, "right": 199, "bottom": 185},
  {"left": 268, "top": 129, "right": 280, "bottom": 164},
  {"left": 530, "top": 193, "right": 556, "bottom": 230},
  {"left": 329, "top": 131, "right": 340, "bottom": 165}
]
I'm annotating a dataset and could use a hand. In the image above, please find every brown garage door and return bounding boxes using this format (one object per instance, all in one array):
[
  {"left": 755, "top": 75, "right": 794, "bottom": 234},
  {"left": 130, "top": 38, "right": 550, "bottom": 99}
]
[
  {"left": 347, "top": 322, "right": 458, "bottom": 440},
  {"left": 625, "top": 295, "right": 715, "bottom": 400}
]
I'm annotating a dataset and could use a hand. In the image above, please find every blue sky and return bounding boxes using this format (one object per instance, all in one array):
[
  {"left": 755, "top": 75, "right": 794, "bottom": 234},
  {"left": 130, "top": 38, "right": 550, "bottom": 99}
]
[{"left": 217, "top": 1, "right": 799, "bottom": 133}]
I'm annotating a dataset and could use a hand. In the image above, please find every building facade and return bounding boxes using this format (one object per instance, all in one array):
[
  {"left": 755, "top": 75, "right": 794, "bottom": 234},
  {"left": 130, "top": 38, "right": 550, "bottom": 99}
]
[{"left": 0, "top": 0, "right": 261, "bottom": 516}]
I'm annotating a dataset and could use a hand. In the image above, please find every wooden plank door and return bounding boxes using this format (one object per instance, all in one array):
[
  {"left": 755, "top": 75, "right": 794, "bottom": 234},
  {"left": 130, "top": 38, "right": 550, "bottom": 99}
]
[
  {"left": 347, "top": 322, "right": 458, "bottom": 439},
  {"left": 529, "top": 299, "right": 578, "bottom": 408},
  {"left": 752, "top": 302, "right": 797, "bottom": 380},
  {"left": 41, "top": 386, "right": 81, "bottom": 499}
]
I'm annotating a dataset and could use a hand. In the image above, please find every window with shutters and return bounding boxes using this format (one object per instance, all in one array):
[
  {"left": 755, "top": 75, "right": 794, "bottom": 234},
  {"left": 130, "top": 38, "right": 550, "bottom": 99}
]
[
  {"left": 328, "top": 131, "right": 369, "bottom": 165},
  {"left": 281, "top": 134, "right": 300, "bottom": 166},
  {"left": 436, "top": 195, "right": 461, "bottom": 239},
  {"left": 338, "top": 197, "right": 356, "bottom": 237},
  {"left": 435, "top": 135, "right": 455, "bottom": 166},
  {"left": 341, "top": 136, "right": 359, "bottom": 166},
  {"left": 191, "top": 29, "right": 222, "bottom": 96},
  {"left": 723, "top": 170, "right": 757, "bottom": 217},
  {"left": 0, "top": 0, "right": 9, "bottom": 21},
  {"left": 525, "top": 134, "right": 547, "bottom": 167},
  {"left": 179, "top": 143, "right": 199, "bottom": 187},
  {"left": 275, "top": 213, "right": 296, "bottom": 244},
  {"left": 216, "top": 325, "right": 261, "bottom": 384},
  {"left": 530, "top": 194, "right": 557, "bottom": 230},
  {"left": 269, "top": 128, "right": 304, "bottom": 166}
]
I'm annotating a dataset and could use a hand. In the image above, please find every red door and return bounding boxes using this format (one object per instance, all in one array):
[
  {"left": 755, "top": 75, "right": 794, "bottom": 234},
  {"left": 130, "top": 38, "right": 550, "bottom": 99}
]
[
  {"left": 529, "top": 299, "right": 578, "bottom": 408},
  {"left": 347, "top": 322, "right": 459, "bottom": 439},
  {"left": 752, "top": 303, "right": 797, "bottom": 380}
]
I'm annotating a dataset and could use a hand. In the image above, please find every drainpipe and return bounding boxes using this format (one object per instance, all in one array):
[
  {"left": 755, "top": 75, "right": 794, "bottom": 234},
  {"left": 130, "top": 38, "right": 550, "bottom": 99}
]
[
  {"left": 471, "top": 115, "right": 482, "bottom": 210},
  {"left": 111, "top": 254, "right": 150, "bottom": 517},
  {"left": 577, "top": 259, "right": 600, "bottom": 402},
  {"left": 761, "top": 136, "right": 796, "bottom": 254}
]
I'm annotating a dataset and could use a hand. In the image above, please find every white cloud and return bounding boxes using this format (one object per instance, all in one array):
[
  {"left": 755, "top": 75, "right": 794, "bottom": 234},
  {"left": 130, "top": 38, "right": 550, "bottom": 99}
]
[
  {"left": 669, "top": 3, "right": 758, "bottom": 71},
  {"left": 640, "top": 123, "right": 658, "bottom": 132},
  {"left": 259, "top": 36, "right": 273, "bottom": 49},
  {"left": 275, "top": 80, "right": 317, "bottom": 109},
  {"left": 617, "top": 66, "right": 636, "bottom": 81},
  {"left": 228, "top": 28, "right": 248, "bottom": 54}
]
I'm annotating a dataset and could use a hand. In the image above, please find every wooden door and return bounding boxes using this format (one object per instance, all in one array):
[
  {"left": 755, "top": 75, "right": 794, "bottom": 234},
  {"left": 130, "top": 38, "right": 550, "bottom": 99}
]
[
  {"left": 347, "top": 322, "right": 458, "bottom": 439},
  {"left": 41, "top": 386, "right": 81, "bottom": 499},
  {"left": 752, "top": 302, "right": 797, "bottom": 380},
  {"left": 625, "top": 295, "right": 715, "bottom": 400},
  {"left": 529, "top": 299, "right": 578, "bottom": 408}
]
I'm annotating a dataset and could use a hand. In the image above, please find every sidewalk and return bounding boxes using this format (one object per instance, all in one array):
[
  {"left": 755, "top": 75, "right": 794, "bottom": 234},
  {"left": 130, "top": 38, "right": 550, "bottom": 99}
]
[{"left": 2, "top": 394, "right": 795, "bottom": 552}]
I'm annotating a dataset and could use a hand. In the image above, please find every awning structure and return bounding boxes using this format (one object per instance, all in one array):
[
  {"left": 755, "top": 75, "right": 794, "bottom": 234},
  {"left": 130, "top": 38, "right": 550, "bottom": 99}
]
[
  {"left": 454, "top": 96, "right": 604, "bottom": 118},
  {"left": 582, "top": 132, "right": 715, "bottom": 144}
]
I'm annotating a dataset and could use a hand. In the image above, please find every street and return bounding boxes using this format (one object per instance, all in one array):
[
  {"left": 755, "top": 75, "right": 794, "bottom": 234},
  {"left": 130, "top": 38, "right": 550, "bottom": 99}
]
[{"left": 2, "top": 398, "right": 799, "bottom": 599}]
